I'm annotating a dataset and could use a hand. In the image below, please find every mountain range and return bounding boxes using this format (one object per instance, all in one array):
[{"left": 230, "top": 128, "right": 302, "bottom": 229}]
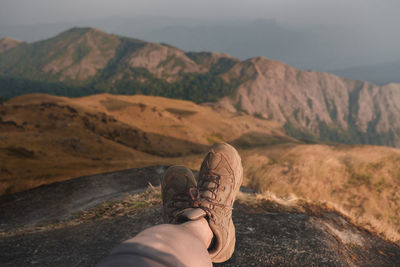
[
  {"left": 1, "top": 27, "right": 400, "bottom": 147},
  {"left": 2, "top": 18, "right": 398, "bottom": 73}
]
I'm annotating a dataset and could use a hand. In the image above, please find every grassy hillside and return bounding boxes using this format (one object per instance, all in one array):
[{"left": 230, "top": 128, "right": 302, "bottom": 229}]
[
  {"left": 240, "top": 144, "right": 400, "bottom": 241},
  {"left": 0, "top": 93, "right": 289, "bottom": 195}
]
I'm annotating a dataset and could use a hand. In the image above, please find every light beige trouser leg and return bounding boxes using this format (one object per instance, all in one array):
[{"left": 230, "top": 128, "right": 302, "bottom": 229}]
[{"left": 97, "top": 218, "right": 213, "bottom": 267}]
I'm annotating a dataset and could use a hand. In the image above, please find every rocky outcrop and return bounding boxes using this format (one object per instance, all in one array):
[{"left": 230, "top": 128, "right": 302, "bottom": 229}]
[
  {"left": 0, "top": 166, "right": 167, "bottom": 231},
  {"left": 219, "top": 57, "right": 400, "bottom": 146},
  {"left": 0, "top": 167, "right": 399, "bottom": 266},
  {"left": 42, "top": 28, "right": 121, "bottom": 80},
  {"left": 125, "top": 43, "right": 207, "bottom": 81}
]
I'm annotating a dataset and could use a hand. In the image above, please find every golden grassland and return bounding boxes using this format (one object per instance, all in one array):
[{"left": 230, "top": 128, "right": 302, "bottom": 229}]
[
  {"left": 1, "top": 93, "right": 400, "bottom": 244},
  {"left": 240, "top": 144, "right": 400, "bottom": 244},
  {"left": 0, "top": 93, "right": 291, "bottom": 195}
]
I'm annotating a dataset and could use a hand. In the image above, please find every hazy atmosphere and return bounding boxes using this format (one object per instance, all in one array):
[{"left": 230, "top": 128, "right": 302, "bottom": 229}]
[{"left": 1, "top": 0, "right": 400, "bottom": 72}]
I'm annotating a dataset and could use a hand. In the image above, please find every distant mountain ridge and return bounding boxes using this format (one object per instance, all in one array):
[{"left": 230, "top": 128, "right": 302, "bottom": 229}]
[
  {"left": 1, "top": 27, "right": 400, "bottom": 147},
  {"left": 0, "top": 27, "right": 239, "bottom": 103},
  {"left": 332, "top": 60, "right": 400, "bottom": 85},
  {"left": 218, "top": 57, "right": 400, "bottom": 147}
]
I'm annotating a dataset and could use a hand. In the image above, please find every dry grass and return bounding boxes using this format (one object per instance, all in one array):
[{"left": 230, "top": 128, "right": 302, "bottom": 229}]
[
  {"left": 238, "top": 191, "right": 400, "bottom": 245},
  {"left": 241, "top": 144, "right": 400, "bottom": 244},
  {"left": 0, "top": 93, "right": 286, "bottom": 195},
  {"left": 237, "top": 191, "right": 400, "bottom": 245}
]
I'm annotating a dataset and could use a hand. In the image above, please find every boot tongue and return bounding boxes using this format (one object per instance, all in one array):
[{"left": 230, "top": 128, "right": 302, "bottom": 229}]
[
  {"left": 207, "top": 152, "right": 221, "bottom": 170},
  {"left": 200, "top": 152, "right": 230, "bottom": 202},
  {"left": 207, "top": 152, "right": 230, "bottom": 176}
]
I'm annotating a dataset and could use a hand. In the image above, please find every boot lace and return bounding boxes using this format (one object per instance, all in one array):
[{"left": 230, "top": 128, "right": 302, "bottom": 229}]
[
  {"left": 166, "top": 192, "right": 192, "bottom": 211},
  {"left": 189, "top": 172, "right": 231, "bottom": 219}
]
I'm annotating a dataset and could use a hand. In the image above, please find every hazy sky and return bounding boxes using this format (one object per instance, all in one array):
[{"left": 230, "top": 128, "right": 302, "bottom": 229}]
[
  {"left": 1, "top": 0, "right": 399, "bottom": 27},
  {"left": 1, "top": 0, "right": 399, "bottom": 70}
]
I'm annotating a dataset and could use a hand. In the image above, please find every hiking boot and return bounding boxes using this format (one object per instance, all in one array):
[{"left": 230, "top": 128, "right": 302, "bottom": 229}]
[
  {"left": 192, "top": 143, "right": 243, "bottom": 263},
  {"left": 161, "top": 165, "right": 198, "bottom": 224}
]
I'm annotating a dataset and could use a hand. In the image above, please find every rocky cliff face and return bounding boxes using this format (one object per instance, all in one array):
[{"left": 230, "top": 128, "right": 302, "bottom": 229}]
[
  {"left": 124, "top": 42, "right": 207, "bottom": 81},
  {"left": 218, "top": 57, "right": 400, "bottom": 146}
]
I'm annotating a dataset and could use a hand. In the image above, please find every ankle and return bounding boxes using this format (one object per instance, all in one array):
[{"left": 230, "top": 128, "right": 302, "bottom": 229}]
[{"left": 181, "top": 217, "right": 213, "bottom": 248}]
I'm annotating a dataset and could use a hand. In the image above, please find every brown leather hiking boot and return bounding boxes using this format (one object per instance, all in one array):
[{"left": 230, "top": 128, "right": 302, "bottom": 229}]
[
  {"left": 192, "top": 143, "right": 243, "bottom": 263},
  {"left": 161, "top": 165, "right": 198, "bottom": 224}
]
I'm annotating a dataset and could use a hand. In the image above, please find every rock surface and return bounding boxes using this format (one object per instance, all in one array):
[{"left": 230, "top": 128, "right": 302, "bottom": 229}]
[
  {"left": 1, "top": 167, "right": 399, "bottom": 266},
  {"left": 0, "top": 166, "right": 167, "bottom": 231}
]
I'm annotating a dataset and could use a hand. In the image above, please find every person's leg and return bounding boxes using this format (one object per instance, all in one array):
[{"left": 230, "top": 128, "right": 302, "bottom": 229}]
[
  {"left": 98, "top": 218, "right": 213, "bottom": 267},
  {"left": 97, "top": 143, "right": 243, "bottom": 266},
  {"left": 130, "top": 218, "right": 212, "bottom": 266},
  {"left": 97, "top": 166, "right": 213, "bottom": 267}
]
